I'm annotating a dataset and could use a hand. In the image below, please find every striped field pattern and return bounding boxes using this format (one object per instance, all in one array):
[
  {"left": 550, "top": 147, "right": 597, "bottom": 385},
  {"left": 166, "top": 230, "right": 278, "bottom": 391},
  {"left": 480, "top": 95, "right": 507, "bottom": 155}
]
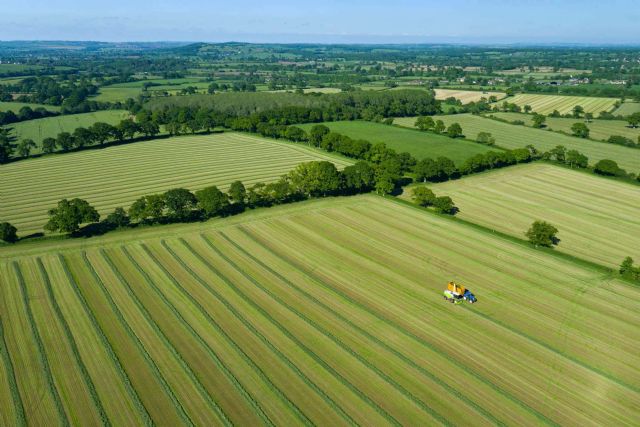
[
  {"left": 393, "top": 114, "right": 640, "bottom": 172},
  {"left": 1, "top": 195, "right": 639, "bottom": 426},
  {"left": 403, "top": 163, "right": 640, "bottom": 267},
  {"left": 434, "top": 89, "right": 506, "bottom": 104},
  {"left": 0, "top": 132, "right": 352, "bottom": 235},
  {"left": 504, "top": 94, "right": 617, "bottom": 115}
]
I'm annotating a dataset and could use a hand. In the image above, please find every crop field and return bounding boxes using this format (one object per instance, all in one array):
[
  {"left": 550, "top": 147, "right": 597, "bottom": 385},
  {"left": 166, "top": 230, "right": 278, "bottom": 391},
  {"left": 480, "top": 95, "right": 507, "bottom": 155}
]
[
  {"left": 394, "top": 114, "right": 640, "bottom": 172},
  {"left": 491, "top": 112, "right": 640, "bottom": 142},
  {"left": 0, "top": 101, "right": 60, "bottom": 113},
  {"left": 0, "top": 132, "right": 352, "bottom": 235},
  {"left": 4, "top": 110, "right": 128, "bottom": 151},
  {"left": 614, "top": 101, "right": 640, "bottom": 116},
  {"left": 402, "top": 163, "right": 640, "bottom": 267},
  {"left": 504, "top": 94, "right": 617, "bottom": 115},
  {"left": 1, "top": 195, "right": 639, "bottom": 426},
  {"left": 297, "top": 121, "right": 495, "bottom": 164},
  {"left": 434, "top": 88, "right": 506, "bottom": 104}
]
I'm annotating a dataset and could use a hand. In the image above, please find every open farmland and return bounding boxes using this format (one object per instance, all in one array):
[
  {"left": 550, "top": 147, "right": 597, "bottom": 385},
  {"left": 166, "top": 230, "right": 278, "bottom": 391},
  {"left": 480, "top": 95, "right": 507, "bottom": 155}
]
[
  {"left": 4, "top": 110, "right": 128, "bottom": 151},
  {"left": 402, "top": 163, "right": 640, "bottom": 267},
  {"left": 0, "top": 133, "right": 352, "bottom": 235},
  {"left": 491, "top": 112, "right": 640, "bottom": 142},
  {"left": 504, "top": 94, "right": 617, "bottom": 115},
  {"left": 394, "top": 114, "right": 640, "bottom": 172},
  {"left": 614, "top": 102, "right": 640, "bottom": 116},
  {"left": 0, "top": 101, "right": 61, "bottom": 113},
  {"left": 1, "top": 195, "right": 639, "bottom": 426},
  {"left": 434, "top": 88, "right": 506, "bottom": 104},
  {"left": 297, "top": 121, "right": 495, "bottom": 164}
]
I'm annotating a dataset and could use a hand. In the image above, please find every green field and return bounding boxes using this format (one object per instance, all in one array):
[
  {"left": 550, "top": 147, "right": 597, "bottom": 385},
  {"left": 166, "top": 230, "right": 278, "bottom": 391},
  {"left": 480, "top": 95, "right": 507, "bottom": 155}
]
[
  {"left": 94, "top": 78, "right": 210, "bottom": 102},
  {"left": 614, "top": 102, "right": 640, "bottom": 116},
  {"left": 92, "top": 87, "right": 143, "bottom": 102},
  {"left": 394, "top": 114, "right": 640, "bottom": 172},
  {"left": 503, "top": 94, "right": 618, "bottom": 115},
  {"left": 0, "top": 132, "right": 352, "bottom": 235},
  {"left": 298, "top": 121, "right": 495, "bottom": 164},
  {"left": 402, "top": 163, "right": 640, "bottom": 267},
  {"left": 4, "top": 110, "right": 128, "bottom": 151},
  {"left": 0, "top": 101, "right": 60, "bottom": 113},
  {"left": 491, "top": 112, "right": 640, "bottom": 142},
  {"left": 1, "top": 195, "right": 639, "bottom": 426}
]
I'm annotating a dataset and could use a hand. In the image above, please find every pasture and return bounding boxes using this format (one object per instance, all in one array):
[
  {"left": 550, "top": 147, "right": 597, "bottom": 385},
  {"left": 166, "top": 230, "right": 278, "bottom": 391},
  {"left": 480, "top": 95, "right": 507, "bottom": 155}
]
[
  {"left": 491, "top": 112, "right": 640, "bottom": 142},
  {"left": 297, "top": 121, "right": 495, "bottom": 164},
  {"left": 614, "top": 101, "right": 640, "bottom": 116},
  {"left": 394, "top": 114, "right": 640, "bottom": 172},
  {"left": 504, "top": 94, "right": 617, "bottom": 115},
  {"left": 403, "top": 163, "right": 640, "bottom": 267},
  {"left": 434, "top": 88, "right": 506, "bottom": 104},
  {"left": 1, "top": 195, "right": 639, "bottom": 426},
  {"left": 0, "top": 132, "right": 352, "bottom": 235},
  {"left": 4, "top": 110, "right": 128, "bottom": 151},
  {"left": 0, "top": 101, "right": 60, "bottom": 113}
]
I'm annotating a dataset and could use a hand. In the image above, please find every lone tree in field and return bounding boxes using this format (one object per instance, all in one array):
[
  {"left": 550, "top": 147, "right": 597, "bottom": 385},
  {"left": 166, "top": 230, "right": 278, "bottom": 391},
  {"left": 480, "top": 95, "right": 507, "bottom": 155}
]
[
  {"left": 433, "top": 196, "right": 457, "bottom": 215},
  {"left": 412, "top": 187, "right": 436, "bottom": 207},
  {"left": 525, "top": 221, "right": 559, "bottom": 247},
  {"left": 572, "top": 105, "right": 584, "bottom": 118},
  {"left": 571, "top": 122, "right": 590, "bottom": 138},
  {"left": 45, "top": 198, "right": 100, "bottom": 234},
  {"left": 619, "top": 257, "right": 640, "bottom": 281},
  {"left": 446, "top": 123, "right": 463, "bottom": 138},
  {"left": 415, "top": 116, "right": 435, "bottom": 131},
  {"left": 476, "top": 131, "right": 495, "bottom": 145},
  {"left": 626, "top": 112, "right": 640, "bottom": 128},
  {"left": 0, "top": 222, "right": 18, "bottom": 243},
  {"left": 532, "top": 113, "right": 546, "bottom": 128}
]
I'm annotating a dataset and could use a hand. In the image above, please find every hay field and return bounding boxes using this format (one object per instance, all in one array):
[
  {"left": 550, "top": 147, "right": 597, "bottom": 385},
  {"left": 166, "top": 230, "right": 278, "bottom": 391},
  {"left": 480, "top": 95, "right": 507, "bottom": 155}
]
[
  {"left": 1, "top": 195, "right": 638, "bottom": 426},
  {"left": 393, "top": 114, "right": 640, "bottom": 172},
  {"left": 403, "top": 163, "right": 640, "bottom": 267},
  {"left": 434, "top": 89, "right": 506, "bottom": 104},
  {"left": 505, "top": 94, "right": 617, "bottom": 115},
  {"left": 0, "top": 133, "right": 352, "bottom": 235},
  {"left": 492, "top": 112, "right": 640, "bottom": 142}
]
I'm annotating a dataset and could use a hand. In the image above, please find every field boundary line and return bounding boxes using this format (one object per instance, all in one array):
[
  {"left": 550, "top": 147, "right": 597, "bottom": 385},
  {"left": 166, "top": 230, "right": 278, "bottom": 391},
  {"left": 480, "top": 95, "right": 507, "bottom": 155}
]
[
  {"left": 36, "top": 258, "right": 111, "bottom": 426},
  {"left": 0, "top": 314, "right": 26, "bottom": 426},
  {"left": 58, "top": 254, "right": 152, "bottom": 425},
  {"left": 237, "top": 226, "right": 559, "bottom": 426},
  {"left": 77, "top": 252, "right": 193, "bottom": 426},
  {"left": 142, "top": 241, "right": 315, "bottom": 427},
  {"left": 175, "top": 237, "right": 364, "bottom": 426},
  {"left": 12, "top": 261, "right": 71, "bottom": 427},
  {"left": 102, "top": 248, "right": 233, "bottom": 427},
  {"left": 218, "top": 231, "right": 506, "bottom": 426},
  {"left": 196, "top": 235, "right": 427, "bottom": 426}
]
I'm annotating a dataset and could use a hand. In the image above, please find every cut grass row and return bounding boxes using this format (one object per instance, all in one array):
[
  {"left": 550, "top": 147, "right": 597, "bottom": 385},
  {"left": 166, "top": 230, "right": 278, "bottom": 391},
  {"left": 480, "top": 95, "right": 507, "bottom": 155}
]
[
  {"left": 434, "top": 88, "right": 506, "bottom": 104},
  {"left": 491, "top": 112, "right": 640, "bottom": 142},
  {"left": 393, "top": 114, "right": 640, "bottom": 172},
  {"left": 297, "top": 120, "right": 495, "bottom": 164},
  {"left": 402, "top": 162, "right": 640, "bottom": 267},
  {"left": 1, "top": 195, "right": 638, "bottom": 425},
  {"left": 504, "top": 94, "right": 618, "bottom": 115},
  {"left": 0, "top": 132, "right": 353, "bottom": 235}
]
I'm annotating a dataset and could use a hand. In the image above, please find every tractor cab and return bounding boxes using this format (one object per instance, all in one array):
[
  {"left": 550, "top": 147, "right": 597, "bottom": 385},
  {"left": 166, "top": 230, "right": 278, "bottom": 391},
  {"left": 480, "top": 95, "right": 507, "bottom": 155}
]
[{"left": 443, "top": 281, "right": 477, "bottom": 304}]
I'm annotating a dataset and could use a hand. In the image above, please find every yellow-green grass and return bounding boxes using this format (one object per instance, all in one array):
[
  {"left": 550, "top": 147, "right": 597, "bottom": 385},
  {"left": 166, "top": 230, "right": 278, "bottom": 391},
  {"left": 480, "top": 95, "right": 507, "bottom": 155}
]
[
  {"left": 434, "top": 88, "right": 506, "bottom": 104},
  {"left": 504, "top": 94, "right": 617, "bottom": 115},
  {"left": 297, "top": 121, "right": 495, "bottom": 164},
  {"left": 0, "top": 101, "right": 60, "bottom": 113},
  {"left": 491, "top": 112, "right": 640, "bottom": 142},
  {"left": 614, "top": 102, "right": 640, "bottom": 116},
  {"left": 92, "top": 87, "right": 143, "bottom": 102},
  {"left": 1, "top": 194, "right": 639, "bottom": 426},
  {"left": 0, "top": 132, "right": 352, "bottom": 235},
  {"left": 394, "top": 114, "right": 640, "bottom": 172},
  {"left": 402, "top": 163, "right": 640, "bottom": 267},
  {"left": 4, "top": 110, "right": 128, "bottom": 152}
]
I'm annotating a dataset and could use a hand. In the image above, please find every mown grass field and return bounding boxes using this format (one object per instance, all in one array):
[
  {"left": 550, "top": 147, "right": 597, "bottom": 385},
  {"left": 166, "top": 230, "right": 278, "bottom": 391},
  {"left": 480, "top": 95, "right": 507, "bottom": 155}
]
[
  {"left": 0, "top": 132, "right": 352, "bottom": 235},
  {"left": 504, "top": 94, "right": 617, "bottom": 115},
  {"left": 394, "top": 114, "right": 640, "bottom": 172},
  {"left": 491, "top": 112, "right": 640, "bottom": 142},
  {"left": 4, "top": 110, "right": 128, "bottom": 151},
  {"left": 614, "top": 101, "right": 640, "bottom": 116},
  {"left": 0, "top": 101, "right": 61, "bottom": 113},
  {"left": 402, "top": 163, "right": 640, "bottom": 267},
  {"left": 434, "top": 88, "right": 506, "bottom": 104},
  {"left": 1, "top": 195, "right": 638, "bottom": 426},
  {"left": 297, "top": 121, "right": 495, "bottom": 164}
]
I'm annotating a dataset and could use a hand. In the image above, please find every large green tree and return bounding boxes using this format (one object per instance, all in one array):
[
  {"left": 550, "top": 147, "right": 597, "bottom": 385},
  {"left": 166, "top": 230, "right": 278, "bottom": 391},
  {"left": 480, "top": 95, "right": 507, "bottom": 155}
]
[
  {"left": 45, "top": 198, "right": 100, "bottom": 233},
  {"left": 164, "top": 188, "right": 197, "bottom": 219},
  {"left": 0, "top": 222, "right": 18, "bottom": 243},
  {"left": 525, "top": 221, "right": 559, "bottom": 247},
  {"left": 412, "top": 187, "right": 436, "bottom": 207},
  {"left": 288, "top": 161, "right": 342, "bottom": 197},
  {"left": 17, "top": 139, "right": 36, "bottom": 157},
  {"left": 195, "top": 186, "right": 229, "bottom": 217}
]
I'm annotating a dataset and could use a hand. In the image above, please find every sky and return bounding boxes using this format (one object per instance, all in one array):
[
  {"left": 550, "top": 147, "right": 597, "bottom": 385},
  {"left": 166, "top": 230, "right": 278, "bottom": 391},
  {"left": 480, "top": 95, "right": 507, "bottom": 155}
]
[{"left": 1, "top": 0, "right": 639, "bottom": 44}]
